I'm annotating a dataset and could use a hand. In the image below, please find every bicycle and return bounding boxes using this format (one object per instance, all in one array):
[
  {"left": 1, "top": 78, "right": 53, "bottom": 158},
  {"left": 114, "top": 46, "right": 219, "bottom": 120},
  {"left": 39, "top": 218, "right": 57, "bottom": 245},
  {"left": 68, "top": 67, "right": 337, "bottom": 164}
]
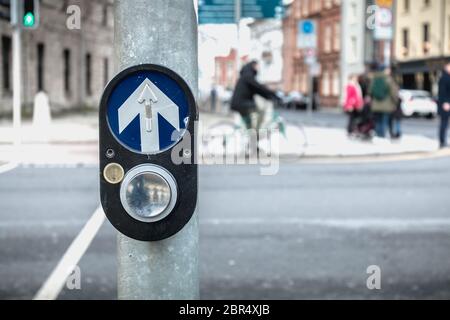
[{"left": 203, "top": 99, "right": 308, "bottom": 160}]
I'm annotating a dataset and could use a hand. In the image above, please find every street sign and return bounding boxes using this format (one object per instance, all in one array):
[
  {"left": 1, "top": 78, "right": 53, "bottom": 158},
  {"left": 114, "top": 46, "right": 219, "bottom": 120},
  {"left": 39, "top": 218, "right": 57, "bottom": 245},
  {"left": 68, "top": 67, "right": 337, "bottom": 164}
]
[
  {"left": 304, "top": 48, "right": 317, "bottom": 66},
  {"left": 198, "top": 0, "right": 284, "bottom": 24},
  {"left": 198, "top": 0, "right": 235, "bottom": 24},
  {"left": 107, "top": 74, "right": 189, "bottom": 155},
  {"left": 242, "top": 0, "right": 284, "bottom": 19},
  {"left": 297, "top": 19, "right": 317, "bottom": 49},
  {"left": 374, "top": 6, "right": 393, "bottom": 40},
  {"left": 100, "top": 64, "right": 198, "bottom": 241},
  {"left": 376, "top": 0, "right": 393, "bottom": 8}
]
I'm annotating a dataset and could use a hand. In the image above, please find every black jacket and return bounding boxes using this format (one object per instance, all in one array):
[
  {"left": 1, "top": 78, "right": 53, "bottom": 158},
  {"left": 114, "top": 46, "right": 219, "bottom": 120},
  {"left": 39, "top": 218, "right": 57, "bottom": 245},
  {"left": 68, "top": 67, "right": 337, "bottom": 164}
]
[
  {"left": 438, "top": 69, "right": 450, "bottom": 116},
  {"left": 230, "top": 63, "right": 276, "bottom": 116}
]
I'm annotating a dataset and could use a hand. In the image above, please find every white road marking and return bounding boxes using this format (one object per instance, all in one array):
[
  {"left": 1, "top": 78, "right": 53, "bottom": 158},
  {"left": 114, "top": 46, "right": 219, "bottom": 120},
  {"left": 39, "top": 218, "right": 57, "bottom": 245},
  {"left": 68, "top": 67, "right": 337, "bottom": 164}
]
[
  {"left": 0, "top": 162, "right": 18, "bottom": 174},
  {"left": 33, "top": 207, "right": 105, "bottom": 300}
]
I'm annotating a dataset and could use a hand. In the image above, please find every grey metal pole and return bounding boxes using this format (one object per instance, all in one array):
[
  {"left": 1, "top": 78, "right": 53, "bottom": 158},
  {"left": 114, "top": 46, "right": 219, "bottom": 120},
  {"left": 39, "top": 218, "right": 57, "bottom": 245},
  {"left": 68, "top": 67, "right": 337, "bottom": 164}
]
[
  {"left": 307, "top": 65, "right": 313, "bottom": 118},
  {"left": 114, "top": 0, "right": 199, "bottom": 300},
  {"left": 384, "top": 40, "right": 391, "bottom": 67},
  {"left": 11, "top": 0, "right": 22, "bottom": 147},
  {"left": 235, "top": 0, "right": 241, "bottom": 74}
]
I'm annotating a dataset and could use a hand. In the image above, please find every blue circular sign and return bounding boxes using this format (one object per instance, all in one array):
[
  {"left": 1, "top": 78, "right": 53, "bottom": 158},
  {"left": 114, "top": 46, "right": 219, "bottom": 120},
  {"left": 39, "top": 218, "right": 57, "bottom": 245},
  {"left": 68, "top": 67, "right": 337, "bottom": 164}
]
[
  {"left": 105, "top": 66, "right": 192, "bottom": 155},
  {"left": 302, "top": 21, "right": 314, "bottom": 34}
]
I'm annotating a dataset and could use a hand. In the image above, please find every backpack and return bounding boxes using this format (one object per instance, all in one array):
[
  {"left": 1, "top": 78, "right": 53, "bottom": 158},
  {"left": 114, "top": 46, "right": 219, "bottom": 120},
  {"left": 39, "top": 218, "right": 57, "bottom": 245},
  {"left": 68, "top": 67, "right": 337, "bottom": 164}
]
[{"left": 371, "top": 76, "right": 390, "bottom": 101}]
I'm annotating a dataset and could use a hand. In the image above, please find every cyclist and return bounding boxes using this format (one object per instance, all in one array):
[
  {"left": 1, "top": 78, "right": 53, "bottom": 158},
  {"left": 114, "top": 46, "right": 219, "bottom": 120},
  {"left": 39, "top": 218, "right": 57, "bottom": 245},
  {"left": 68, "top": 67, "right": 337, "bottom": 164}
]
[{"left": 230, "top": 61, "right": 280, "bottom": 130}]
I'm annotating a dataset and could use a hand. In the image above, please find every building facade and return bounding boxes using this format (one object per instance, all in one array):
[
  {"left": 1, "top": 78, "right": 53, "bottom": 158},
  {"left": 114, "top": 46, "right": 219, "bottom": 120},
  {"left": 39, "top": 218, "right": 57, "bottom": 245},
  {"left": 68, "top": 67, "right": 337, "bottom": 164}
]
[
  {"left": 214, "top": 49, "right": 246, "bottom": 90},
  {"left": 282, "top": 0, "right": 342, "bottom": 108},
  {"left": 340, "top": 0, "right": 369, "bottom": 102},
  {"left": 0, "top": 0, "right": 114, "bottom": 116},
  {"left": 394, "top": 0, "right": 450, "bottom": 95},
  {"left": 248, "top": 19, "right": 284, "bottom": 88}
]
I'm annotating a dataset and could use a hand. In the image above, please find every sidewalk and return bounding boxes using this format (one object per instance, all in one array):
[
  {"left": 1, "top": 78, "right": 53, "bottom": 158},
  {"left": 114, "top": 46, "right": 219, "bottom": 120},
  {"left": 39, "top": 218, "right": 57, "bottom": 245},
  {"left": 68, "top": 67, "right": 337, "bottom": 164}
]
[
  {"left": 0, "top": 114, "right": 99, "bottom": 145},
  {"left": 0, "top": 115, "right": 99, "bottom": 166},
  {"left": 200, "top": 112, "right": 440, "bottom": 159},
  {"left": 0, "top": 112, "right": 442, "bottom": 165}
]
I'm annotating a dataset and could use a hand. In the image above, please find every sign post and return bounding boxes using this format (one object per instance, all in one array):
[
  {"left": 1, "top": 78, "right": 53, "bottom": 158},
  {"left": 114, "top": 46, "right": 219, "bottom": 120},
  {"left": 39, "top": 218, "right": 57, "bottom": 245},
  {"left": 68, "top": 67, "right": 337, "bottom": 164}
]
[
  {"left": 374, "top": 0, "right": 394, "bottom": 67},
  {"left": 297, "top": 19, "right": 318, "bottom": 117},
  {"left": 198, "top": 0, "right": 284, "bottom": 24},
  {"left": 109, "top": 0, "right": 199, "bottom": 300},
  {"left": 11, "top": 0, "right": 22, "bottom": 148}
]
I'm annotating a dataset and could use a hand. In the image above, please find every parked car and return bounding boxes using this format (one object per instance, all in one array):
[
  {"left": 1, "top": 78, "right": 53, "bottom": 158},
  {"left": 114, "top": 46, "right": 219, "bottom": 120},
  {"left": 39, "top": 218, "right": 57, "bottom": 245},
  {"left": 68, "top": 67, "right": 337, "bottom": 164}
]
[
  {"left": 399, "top": 90, "right": 438, "bottom": 118},
  {"left": 281, "top": 91, "right": 310, "bottom": 110}
]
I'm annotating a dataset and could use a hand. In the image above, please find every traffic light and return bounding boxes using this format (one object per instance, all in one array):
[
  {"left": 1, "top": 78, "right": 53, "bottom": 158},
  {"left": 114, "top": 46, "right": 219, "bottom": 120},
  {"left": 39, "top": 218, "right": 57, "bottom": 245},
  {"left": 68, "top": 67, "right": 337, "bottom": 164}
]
[
  {"left": 22, "top": 0, "right": 39, "bottom": 29},
  {"left": 0, "top": 0, "right": 10, "bottom": 22},
  {"left": 99, "top": 64, "right": 198, "bottom": 241}
]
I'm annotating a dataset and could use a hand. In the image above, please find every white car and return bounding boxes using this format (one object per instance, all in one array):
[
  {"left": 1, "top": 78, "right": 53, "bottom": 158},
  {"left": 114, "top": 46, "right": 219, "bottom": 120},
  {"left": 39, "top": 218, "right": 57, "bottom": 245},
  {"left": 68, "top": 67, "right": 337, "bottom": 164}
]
[{"left": 399, "top": 90, "right": 437, "bottom": 118}]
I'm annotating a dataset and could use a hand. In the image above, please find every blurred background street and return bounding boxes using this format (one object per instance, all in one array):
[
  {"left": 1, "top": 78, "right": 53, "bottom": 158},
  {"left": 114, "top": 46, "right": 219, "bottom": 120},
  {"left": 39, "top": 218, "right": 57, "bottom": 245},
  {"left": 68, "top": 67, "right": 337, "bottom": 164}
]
[{"left": 1, "top": 0, "right": 450, "bottom": 300}]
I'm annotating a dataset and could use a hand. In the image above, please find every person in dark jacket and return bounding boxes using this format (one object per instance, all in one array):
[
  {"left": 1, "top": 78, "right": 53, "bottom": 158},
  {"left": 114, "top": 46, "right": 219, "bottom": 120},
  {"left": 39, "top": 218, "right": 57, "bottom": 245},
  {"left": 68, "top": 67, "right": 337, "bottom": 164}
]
[
  {"left": 438, "top": 62, "right": 450, "bottom": 148},
  {"left": 230, "top": 61, "right": 279, "bottom": 129}
]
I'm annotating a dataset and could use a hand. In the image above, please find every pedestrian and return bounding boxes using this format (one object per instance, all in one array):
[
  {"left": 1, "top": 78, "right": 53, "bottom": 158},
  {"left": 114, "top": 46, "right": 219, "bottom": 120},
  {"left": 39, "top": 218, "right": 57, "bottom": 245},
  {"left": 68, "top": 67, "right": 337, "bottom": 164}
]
[
  {"left": 369, "top": 65, "right": 399, "bottom": 138},
  {"left": 438, "top": 62, "right": 450, "bottom": 148},
  {"left": 357, "top": 71, "right": 375, "bottom": 139},
  {"left": 390, "top": 96, "right": 403, "bottom": 139},
  {"left": 388, "top": 66, "right": 402, "bottom": 139},
  {"left": 343, "top": 74, "right": 364, "bottom": 135},
  {"left": 230, "top": 61, "right": 280, "bottom": 130},
  {"left": 210, "top": 85, "right": 218, "bottom": 113}
]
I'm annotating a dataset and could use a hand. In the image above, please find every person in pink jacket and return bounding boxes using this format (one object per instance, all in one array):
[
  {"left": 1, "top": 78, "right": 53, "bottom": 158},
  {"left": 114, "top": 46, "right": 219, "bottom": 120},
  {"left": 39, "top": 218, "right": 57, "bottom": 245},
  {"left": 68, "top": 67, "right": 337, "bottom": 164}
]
[{"left": 344, "top": 74, "right": 364, "bottom": 135}]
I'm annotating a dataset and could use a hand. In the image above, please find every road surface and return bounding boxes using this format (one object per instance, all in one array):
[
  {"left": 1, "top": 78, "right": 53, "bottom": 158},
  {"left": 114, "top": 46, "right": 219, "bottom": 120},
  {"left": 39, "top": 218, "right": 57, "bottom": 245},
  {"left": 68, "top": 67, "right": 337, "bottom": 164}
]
[{"left": 1, "top": 154, "right": 449, "bottom": 300}]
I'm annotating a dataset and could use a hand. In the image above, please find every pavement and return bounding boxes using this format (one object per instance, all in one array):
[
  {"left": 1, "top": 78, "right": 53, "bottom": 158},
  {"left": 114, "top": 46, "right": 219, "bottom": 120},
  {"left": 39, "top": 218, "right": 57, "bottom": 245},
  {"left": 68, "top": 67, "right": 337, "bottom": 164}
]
[
  {"left": 0, "top": 111, "right": 441, "bottom": 166},
  {"left": 0, "top": 114, "right": 99, "bottom": 166},
  {"left": 200, "top": 112, "right": 439, "bottom": 159}
]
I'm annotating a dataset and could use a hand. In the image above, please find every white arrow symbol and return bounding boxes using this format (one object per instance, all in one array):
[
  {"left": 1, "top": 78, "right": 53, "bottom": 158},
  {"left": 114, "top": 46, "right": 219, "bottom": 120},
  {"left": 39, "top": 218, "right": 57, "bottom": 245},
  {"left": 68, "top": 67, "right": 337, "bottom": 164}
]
[
  {"left": 118, "top": 78, "right": 180, "bottom": 153},
  {"left": 138, "top": 83, "right": 158, "bottom": 132}
]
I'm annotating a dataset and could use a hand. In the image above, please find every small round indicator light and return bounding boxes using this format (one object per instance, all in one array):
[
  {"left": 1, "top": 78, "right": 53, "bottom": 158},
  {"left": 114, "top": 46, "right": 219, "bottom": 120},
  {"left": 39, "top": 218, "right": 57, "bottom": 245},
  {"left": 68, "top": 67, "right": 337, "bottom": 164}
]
[{"left": 103, "top": 163, "right": 125, "bottom": 185}]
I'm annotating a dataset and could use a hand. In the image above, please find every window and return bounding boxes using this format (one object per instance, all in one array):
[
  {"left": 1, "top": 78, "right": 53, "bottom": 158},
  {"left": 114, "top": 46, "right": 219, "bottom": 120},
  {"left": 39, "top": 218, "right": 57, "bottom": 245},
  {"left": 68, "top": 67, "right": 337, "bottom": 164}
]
[
  {"left": 349, "top": 2, "right": 358, "bottom": 24},
  {"left": 349, "top": 36, "right": 357, "bottom": 62},
  {"left": 322, "top": 70, "right": 330, "bottom": 97},
  {"left": 324, "top": 24, "right": 332, "bottom": 53},
  {"left": 423, "top": 23, "right": 430, "bottom": 54},
  {"left": 102, "top": 5, "right": 108, "bottom": 26},
  {"left": 402, "top": 28, "right": 409, "bottom": 56},
  {"left": 424, "top": 0, "right": 430, "bottom": 7},
  {"left": 85, "top": 53, "right": 92, "bottom": 96},
  {"left": 63, "top": 49, "right": 71, "bottom": 95},
  {"left": 302, "top": 0, "right": 309, "bottom": 16},
  {"left": 301, "top": 71, "right": 307, "bottom": 93},
  {"left": 404, "top": 0, "right": 410, "bottom": 12},
  {"left": 334, "top": 22, "right": 340, "bottom": 51},
  {"left": 423, "top": 23, "right": 430, "bottom": 43},
  {"left": 403, "top": 29, "right": 409, "bottom": 49},
  {"left": 332, "top": 70, "right": 340, "bottom": 97},
  {"left": 1, "top": 36, "right": 12, "bottom": 92},
  {"left": 37, "top": 43, "right": 45, "bottom": 91},
  {"left": 103, "top": 57, "right": 109, "bottom": 87}
]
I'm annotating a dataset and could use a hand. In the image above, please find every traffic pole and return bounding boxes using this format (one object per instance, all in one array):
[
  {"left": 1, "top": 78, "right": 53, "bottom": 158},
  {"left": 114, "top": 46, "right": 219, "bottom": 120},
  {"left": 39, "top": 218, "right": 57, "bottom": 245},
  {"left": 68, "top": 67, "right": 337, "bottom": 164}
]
[
  {"left": 11, "top": 0, "right": 22, "bottom": 148},
  {"left": 114, "top": 0, "right": 199, "bottom": 300},
  {"left": 235, "top": 0, "right": 241, "bottom": 75},
  {"left": 307, "top": 65, "right": 313, "bottom": 118}
]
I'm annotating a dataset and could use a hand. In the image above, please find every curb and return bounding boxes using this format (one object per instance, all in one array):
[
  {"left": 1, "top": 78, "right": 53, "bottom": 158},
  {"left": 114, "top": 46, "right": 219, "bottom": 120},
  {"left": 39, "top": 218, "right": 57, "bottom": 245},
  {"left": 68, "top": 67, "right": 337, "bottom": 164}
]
[{"left": 280, "top": 148, "right": 450, "bottom": 164}]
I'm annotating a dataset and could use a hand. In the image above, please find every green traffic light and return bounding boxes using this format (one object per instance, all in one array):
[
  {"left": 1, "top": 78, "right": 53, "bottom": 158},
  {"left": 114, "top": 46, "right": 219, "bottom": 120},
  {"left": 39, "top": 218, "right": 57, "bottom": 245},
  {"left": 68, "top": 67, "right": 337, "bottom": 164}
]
[{"left": 23, "top": 12, "right": 35, "bottom": 27}]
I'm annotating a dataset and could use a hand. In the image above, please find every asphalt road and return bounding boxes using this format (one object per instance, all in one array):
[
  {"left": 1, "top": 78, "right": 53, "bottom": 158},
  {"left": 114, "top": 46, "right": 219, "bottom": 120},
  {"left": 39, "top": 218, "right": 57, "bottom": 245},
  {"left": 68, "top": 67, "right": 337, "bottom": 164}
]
[{"left": 1, "top": 155, "right": 450, "bottom": 300}]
